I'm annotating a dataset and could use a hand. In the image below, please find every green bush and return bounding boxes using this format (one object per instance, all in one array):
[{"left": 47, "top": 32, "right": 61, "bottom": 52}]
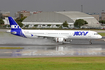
[{"left": 74, "top": 19, "right": 88, "bottom": 28}]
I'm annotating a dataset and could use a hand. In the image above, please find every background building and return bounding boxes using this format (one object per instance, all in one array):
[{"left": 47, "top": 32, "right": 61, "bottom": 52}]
[
  {"left": 23, "top": 12, "right": 74, "bottom": 28},
  {"left": 0, "top": 11, "right": 10, "bottom": 17},
  {"left": 15, "top": 10, "right": 30, "bottom": 17},
  {"left": 23, "top": 11, "right": 101, "bottom": 28},
  {"left": 87, "top": 13, "right": 100, "bottom": 21},
  {"left": 101, "top": 12, "right": 105, "bottom": 20}
]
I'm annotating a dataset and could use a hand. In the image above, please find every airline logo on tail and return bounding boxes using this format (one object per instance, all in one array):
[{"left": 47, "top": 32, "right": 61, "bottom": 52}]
[{"left": 11, "top": 25, "right": 20, "bottom": 29}]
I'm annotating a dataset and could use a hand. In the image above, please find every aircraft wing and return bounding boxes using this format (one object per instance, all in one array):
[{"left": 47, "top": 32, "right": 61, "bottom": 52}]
[{"left": 33, "top": 34, "right": 68, "bottom": 38}]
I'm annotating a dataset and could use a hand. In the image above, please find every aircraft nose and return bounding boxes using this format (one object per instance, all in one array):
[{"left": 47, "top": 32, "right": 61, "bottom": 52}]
[{"left": 98, "top": 35, "right": 102, "bottom": 39}]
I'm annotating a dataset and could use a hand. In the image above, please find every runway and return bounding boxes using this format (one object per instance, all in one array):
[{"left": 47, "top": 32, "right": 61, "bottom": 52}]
[
  {"left": 0, "top": 29, "right": 105, "bottom": 57},
  {"left": 0, "top": 44, "right": 105, "bottom": 57}
]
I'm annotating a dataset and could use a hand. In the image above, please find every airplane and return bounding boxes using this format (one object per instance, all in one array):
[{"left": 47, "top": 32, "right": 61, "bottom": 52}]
[{"left": 7, "top": 17, "right": 102, "bottom": 44}]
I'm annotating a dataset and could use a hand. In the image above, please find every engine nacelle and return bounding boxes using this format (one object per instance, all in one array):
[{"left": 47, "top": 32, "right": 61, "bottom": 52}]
[{"left": 54, "top": 38, "right": 65, "bottom": 43}]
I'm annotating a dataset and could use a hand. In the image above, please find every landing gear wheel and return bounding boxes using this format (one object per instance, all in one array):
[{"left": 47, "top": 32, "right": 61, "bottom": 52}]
[{"left": 89, "top": 40, "right": 92, "bottom": 44}]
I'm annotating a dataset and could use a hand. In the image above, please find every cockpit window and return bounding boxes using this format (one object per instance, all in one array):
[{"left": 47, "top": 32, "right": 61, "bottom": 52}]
[{"left": 94, "top": 33, "right": 99, "bottom": 35}]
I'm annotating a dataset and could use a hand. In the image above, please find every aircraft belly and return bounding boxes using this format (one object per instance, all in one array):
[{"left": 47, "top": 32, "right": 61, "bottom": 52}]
[{"left": 69, "top": 36, "right": 89, "bottom": 39}]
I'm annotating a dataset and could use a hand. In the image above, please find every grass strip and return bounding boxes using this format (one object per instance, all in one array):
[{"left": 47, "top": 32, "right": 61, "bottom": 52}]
[
  {"left": 0, "top": 57, "right": 105, "bottom": 70},
  {"left": 98, "top": 33, "right": 105, "bottom": 36},
  {"left": 0, "top": 47, "right": 23, "bottom": 49}
]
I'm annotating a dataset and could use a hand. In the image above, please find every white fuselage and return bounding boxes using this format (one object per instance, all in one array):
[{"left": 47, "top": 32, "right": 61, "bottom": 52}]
[{"left": 22, "top": 30, "right": 102, "bottom": 39}]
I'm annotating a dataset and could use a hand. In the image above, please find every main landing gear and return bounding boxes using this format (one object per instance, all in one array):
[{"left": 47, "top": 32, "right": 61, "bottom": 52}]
[{"left": 89, "top": 40, "right": 92, "bottom": 44}]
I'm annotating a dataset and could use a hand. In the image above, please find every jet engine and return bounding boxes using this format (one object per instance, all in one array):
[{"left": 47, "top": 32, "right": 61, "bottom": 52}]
[{"left": 54, "top": 38, "right": 66, "bottom": 43}]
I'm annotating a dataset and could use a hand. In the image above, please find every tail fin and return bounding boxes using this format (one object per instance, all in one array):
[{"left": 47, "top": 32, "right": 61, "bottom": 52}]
[
  {"left": 8, "top": 17, "right": 26, "bottom": 37},
  {"left": 8, "top": 17, "right": 22, "bottom": 30}
]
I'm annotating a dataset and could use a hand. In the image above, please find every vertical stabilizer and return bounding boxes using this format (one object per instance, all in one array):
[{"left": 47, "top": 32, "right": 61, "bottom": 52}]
[
  {"left": 8, "top": 17, "right": 26, "bottom": 37},
  {"left": 8, "top": 17, "right": 21, "bottom": 30}
]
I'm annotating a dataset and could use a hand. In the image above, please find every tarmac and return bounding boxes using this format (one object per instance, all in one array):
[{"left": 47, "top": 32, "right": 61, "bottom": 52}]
[{"left": 0, "top": 29, "right": 105, "bottom": 58}]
